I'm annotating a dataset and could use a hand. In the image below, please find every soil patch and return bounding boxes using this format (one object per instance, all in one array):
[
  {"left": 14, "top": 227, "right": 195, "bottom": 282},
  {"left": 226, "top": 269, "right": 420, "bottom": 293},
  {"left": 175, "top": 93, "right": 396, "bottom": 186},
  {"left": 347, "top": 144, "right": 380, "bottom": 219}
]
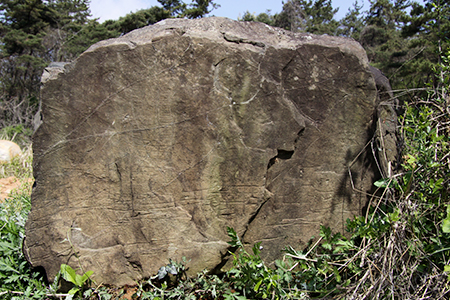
[{"left": 0, "top": 176, "right": 33, "bottom": 202}]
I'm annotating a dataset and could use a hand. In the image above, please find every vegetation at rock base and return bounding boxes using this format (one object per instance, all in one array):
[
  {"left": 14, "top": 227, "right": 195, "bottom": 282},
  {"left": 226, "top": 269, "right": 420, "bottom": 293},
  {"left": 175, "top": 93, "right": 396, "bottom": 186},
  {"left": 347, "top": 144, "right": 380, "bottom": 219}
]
[
  {"left": 0, "top": 0, "right": 449, "bottom": 298},
  {"left": 0, "top": 71, "right": 449, "bottom": 297}
]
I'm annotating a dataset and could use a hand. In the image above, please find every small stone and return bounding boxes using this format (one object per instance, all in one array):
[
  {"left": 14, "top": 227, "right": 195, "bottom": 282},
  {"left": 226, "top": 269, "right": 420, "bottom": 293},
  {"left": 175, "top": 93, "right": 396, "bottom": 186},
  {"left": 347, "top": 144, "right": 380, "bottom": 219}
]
[{"left": 0, "top": 140, "right": 22, "bottom": 162}]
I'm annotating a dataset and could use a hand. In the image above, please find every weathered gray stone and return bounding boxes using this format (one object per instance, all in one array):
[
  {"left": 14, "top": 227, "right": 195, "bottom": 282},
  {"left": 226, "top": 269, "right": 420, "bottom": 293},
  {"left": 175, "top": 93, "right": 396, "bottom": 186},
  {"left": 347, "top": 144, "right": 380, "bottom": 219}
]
[
  {"left": 369, "top": 66, "right": 398, "bottom": 178},
  {"left": 25, "top": 17, "right": 390, "bottom": 286}
]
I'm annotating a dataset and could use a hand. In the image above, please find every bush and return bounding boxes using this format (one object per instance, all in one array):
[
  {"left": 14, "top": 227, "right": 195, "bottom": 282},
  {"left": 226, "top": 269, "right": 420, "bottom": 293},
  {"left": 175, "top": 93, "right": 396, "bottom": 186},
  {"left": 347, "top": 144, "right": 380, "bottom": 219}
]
[{"left": 0, "top": 188, "right": 48, "bottom": 299}]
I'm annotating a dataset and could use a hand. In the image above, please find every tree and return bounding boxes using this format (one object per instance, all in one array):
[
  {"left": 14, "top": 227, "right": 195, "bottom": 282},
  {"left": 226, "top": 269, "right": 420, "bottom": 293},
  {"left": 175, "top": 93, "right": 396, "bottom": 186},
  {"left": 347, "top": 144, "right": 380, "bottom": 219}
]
[
  {"left": 337, "top": 1, "right": 366, "bottom": 40},
  {"left": 275, "top": 0, "right": 339, "bottom": 35},
  {"left": 365, "top": 0, "right": 409, "bottom": 28},
  {"left": 183, "top": 0, "right": 220, "bottom": 19},
  {"left": 106, "top": 6, "right": 169, "bottom": 36},
  {"left": 44, "top": 0, "right": 91, "bottom": 61},
  {"left": 361, "top": 0, "right": 410, "bottom": 48},
  {"left": 238, "top": 10, "right": 276, "bottom": 26},
  {"left": 157, "top": 0, "right": 219, "bottom": 19},
  {"left": 0, "top": 0, "right": 220, "bottom": 129},
  {"left": 400, "top": 0, "right": 450, "bottom": 89},
  {"left": 157, "top": 0, "right": 186, "bottom": 17},
  {"left": 0, "top": 0, "right": 60, "bottom": 126},
  {"left": 356, "top": 0, "right": 449, "bottom": 94},
  {"left": 359, "top": 0, "right": 416, "bottom": 93}
]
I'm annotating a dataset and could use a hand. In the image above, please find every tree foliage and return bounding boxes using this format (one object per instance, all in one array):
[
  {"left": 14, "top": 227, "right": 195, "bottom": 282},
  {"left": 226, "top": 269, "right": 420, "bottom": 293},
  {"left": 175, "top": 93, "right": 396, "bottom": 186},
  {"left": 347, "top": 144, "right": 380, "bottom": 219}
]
[
  {"left": 340, "top": 0, "right": 450, "bottom": 96},
  {"left": 237, "top": 0, "right": 449, "bottom": 100},
  {"left": 275, "top": 0, "right": 339, "bottom": 34},
  {"left": 0, "top": 0, "right": 218, "bottom": 129},
  {"left": 238, "top": 10, "right": 277, "bottom": 26},
  {"left": 1, "top": 0, "right": 67, "bottom": 127},
  {"left": 337, "top": 1, "right": 366, "bottom": 39}
]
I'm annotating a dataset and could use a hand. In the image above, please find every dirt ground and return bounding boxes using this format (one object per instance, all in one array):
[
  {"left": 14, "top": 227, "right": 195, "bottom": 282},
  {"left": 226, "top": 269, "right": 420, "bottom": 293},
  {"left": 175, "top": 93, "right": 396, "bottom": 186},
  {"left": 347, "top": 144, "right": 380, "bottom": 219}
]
[{"left": 0, "top": 176, "right": 33, "bottom": 202}]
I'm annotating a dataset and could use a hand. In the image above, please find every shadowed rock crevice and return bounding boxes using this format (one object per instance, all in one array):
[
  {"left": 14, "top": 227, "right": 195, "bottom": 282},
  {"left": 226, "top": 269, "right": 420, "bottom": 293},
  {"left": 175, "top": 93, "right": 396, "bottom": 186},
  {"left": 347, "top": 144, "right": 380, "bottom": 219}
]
[
  {"left": 223, "top": 32, "right": 265, "bottom": 48},
  {"left": 267, "top": 149, "right": 295, "bottom": 169}
]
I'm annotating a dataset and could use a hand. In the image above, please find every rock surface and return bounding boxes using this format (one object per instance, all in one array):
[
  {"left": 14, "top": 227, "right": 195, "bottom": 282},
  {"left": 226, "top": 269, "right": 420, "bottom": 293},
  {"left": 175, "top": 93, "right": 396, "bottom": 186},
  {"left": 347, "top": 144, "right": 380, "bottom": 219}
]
[
  {"left": 0, "top": 140, "right": 22, "bottom": 162},
  {"left": 25, "top": 17, "right": 390, "bottom": 286}
]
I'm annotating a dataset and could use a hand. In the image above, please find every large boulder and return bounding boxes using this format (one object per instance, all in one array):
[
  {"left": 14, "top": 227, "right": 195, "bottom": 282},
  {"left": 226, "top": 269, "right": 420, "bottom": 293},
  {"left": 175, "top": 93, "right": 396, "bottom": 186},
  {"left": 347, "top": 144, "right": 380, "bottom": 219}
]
[{"left": 25, "top": 17, "right": 393, "bottom": 286}]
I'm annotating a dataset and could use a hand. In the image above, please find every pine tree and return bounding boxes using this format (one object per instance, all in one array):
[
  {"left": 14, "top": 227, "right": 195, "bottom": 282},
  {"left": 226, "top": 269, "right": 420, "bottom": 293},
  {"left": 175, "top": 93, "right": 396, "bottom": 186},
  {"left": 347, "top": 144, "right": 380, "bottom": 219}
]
[
  {"left": 0, "top": 0, "right": 59, "bottom": 126},
  {"left": 337, "top": 1, "right": 366, "bottom": 40},
  {"left": 45, "top": 0, "right": 91, "bottom": 61},
  {"left": 238, "top": 10, "right": 276, "bottom": 26},
  {"left": 0, "top": 0, "right": 220, "bottom": 128},
  {"left": 360, "top": 0, "right": 413, "bottom": 92},
  {"left": 183, "top": 0, "right": 220, "bottom": 19},
  {"left": 115, "top": 7, "right": 169, "bottom": 34},
  {"left": 275, "top": 0, "right": 339, "bottom": 35},
  {"left": 401, "top": 0, "right": 450, "bottom": 89},
  {"left": 158, "top": 0, "right": 186, "bottom": 17}
]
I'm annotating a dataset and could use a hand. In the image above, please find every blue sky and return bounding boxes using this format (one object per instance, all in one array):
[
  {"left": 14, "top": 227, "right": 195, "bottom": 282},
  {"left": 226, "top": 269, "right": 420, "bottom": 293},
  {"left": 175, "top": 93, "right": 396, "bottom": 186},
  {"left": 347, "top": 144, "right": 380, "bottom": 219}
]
[{"left": 89, "top": 0, "right": 371, "bottom": 23}]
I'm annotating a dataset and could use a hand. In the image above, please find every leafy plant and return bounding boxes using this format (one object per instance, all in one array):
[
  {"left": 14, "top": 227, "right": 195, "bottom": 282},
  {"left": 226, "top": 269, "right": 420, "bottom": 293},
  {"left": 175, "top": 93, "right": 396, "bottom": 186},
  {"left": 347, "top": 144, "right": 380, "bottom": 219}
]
[
  {"left": 0, "top": 140, "right": 52, "bottom": 299},
  {"left": 0, "top": 190, "right": 47, "bottom": 299},
  {"left": 227, "top": 227, "right": 281, "bottom": 298},
  {"left": 156, "top": 259, "right": 183, "bottom": 281},
  {"left": 227, "top": 227, "right": 311, "bottom": 299},
  {"left": 59, "top": 264, "right": 94, "bottom": 299}
]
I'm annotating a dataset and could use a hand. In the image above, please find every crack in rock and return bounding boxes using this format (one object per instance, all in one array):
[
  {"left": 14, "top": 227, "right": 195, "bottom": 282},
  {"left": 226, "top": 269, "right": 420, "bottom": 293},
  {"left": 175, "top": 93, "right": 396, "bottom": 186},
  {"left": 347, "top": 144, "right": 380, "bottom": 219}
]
[
  {"left": 267, "top": 149, "right": 295, "bottom": 170},
  {"left": 222, "top": 32, "right": 266, "bottom": 48}
]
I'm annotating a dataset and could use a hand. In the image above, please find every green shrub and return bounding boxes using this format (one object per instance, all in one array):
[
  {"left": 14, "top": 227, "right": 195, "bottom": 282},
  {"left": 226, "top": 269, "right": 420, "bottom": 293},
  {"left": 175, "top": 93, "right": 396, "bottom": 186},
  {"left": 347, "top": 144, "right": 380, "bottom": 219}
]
[
  {"left": 0, "top": 194, "right": 48, "bottom": 299},
  {"left": 226, "top": 227, "right": 299, "bottom": 299},
  {"left": 59, "top": 264, "right": 93, "bottom": 299}
]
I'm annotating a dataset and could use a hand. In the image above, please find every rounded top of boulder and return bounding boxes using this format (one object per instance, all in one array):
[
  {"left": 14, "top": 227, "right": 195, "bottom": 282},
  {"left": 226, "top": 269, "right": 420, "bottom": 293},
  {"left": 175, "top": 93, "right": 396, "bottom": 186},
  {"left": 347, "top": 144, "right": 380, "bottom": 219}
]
[{"left": 85, "top": 17, "right": 367, "bottom": 62}]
